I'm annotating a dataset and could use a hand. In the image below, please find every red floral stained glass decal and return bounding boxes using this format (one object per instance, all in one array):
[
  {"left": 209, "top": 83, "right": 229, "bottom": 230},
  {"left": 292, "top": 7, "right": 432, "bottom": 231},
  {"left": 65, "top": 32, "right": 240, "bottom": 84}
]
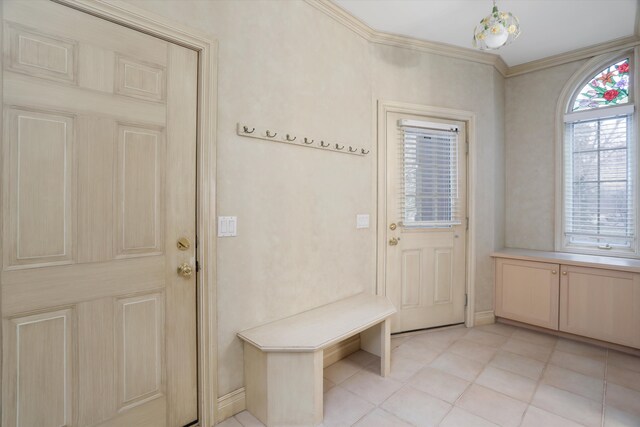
[{"left": 572, "top": 58, "right": 630, "bottom": 111}]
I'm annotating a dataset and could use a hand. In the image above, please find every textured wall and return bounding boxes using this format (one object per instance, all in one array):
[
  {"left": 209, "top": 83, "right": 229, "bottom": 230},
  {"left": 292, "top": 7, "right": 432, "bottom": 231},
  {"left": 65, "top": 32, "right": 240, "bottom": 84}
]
[
  {"left": 119, "top": 0, "right": 505, "bottom": 396},
  {"left": 504, "top": 61, "right": 587, "bottom": 250}
]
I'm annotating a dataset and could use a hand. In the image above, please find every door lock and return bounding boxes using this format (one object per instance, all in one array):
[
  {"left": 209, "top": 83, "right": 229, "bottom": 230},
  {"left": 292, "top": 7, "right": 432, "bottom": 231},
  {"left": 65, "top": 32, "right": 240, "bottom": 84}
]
[
  {"left": 177, "top": 237, "right": 191, "bottom": 251},
  {"left": 389, "top": 223, "right": 397, "bottom": 230},
  {"left": 389, "top": 237, "right": 401, "bottom": 246}
]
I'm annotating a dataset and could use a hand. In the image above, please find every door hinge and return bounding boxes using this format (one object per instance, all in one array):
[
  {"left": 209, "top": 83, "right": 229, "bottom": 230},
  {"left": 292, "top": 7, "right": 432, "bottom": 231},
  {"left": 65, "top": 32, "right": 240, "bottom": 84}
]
[
  {"left": 465, "top": 140, "right": 469, "bottom": 155},
  {"left": 196, "top": 260, "right": 200, "bottom": 272},
  {"left": 465, "top": 294, "right": 468, "bottom": 307},
  {"left": 466, "top": 217, "right": 469, "bottom": 230}
]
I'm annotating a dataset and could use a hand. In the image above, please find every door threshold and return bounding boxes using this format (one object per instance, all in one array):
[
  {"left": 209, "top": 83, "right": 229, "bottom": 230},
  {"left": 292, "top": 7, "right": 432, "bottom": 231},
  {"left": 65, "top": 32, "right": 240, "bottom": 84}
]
[{"left": 391, "top": 322, "right": 465, "bottom": 337}]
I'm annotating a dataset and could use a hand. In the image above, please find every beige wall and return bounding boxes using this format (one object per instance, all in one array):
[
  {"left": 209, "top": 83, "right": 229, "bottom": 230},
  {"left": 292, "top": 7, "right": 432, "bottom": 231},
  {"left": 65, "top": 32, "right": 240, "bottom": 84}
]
[
  {"left": 120, "top": 0, "right": 505, "bottom": 397},
  {"left": 504, "top": 61, "right": 587, "bottom": 250}
]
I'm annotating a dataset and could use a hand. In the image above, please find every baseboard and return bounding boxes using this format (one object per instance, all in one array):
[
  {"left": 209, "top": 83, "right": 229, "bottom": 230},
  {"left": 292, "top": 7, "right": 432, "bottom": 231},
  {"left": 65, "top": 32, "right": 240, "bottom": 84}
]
[
  {"left": 474, "top": 310, "right": 495, "bottom": 326},
  {"left": 217, "top": 387, "right": 246, "bottom": 422},
  {"left": 323, "top": 334, "right": 361, "bottom": 368}
]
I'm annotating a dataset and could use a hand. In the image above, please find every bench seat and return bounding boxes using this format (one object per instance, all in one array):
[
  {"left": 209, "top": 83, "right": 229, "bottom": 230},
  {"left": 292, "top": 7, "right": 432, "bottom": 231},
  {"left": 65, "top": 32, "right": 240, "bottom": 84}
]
[{"left": 237, "top": 293, "right": 396, "bottom": 426}]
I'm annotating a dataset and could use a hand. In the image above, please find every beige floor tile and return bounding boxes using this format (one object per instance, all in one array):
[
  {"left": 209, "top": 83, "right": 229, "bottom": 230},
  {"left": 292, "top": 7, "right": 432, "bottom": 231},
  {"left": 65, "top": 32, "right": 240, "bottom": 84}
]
[
  {"left": 476, "top": 323, "right": 517, "bottom": 337},
  {"left": 217, "top": 417, "right": 243, "bottom": 427},
  {"left": 511, "top": 329, "right": 558, "bottom": 347},
  {"left": 542, "top": 364, "right": 604, "bottom": 402},
  {"left": 489, "top": 350, "right": 546, "bottom": 380},
  {"left": 323, "top": 358, "right": 361, "bottom": 384},
  {"left": 408, "top": 333, "right": 458, "bottom": 352},
  {"left": 607, "top": 364, "right": 640, "bottom": 392},
  {"left": 608, "top": 350, "right": 640, "bottom": 373},
  {"left": 234, "top": 411, "right": 265, "bottom": 427},
  {"left": 521, "top": 406, "right": 585, "bottom": 427},
  {"left": 439, "top": 407, "right": 500, "bottom": 427},
  {"left": 448, "top": 339, "right": 498, "bottom": 364},
  {"left": 409, "top": 366, "right": 470, "bottom": 403},
  {"left": 606, "top": 383, "right": 640, "bottom": 418},
  {"left": 456, "top": 384, "right": 528, "bottom": 427},
  {"left": 347, "top": 349, "right": 380, "bottom": 367},
  {"left": 555, "top": 338, "right": 607, "bottom": 361},
  {"left": 381, "top": 385, "right": 451, "bottom": 427},
  {"left": 324, "top": 377, "right": 335, "bottom": 393},
  {"left": 391, "top": 335, "right": 409, "bottom": 349},
  {"left": 463, "top": 329, "right": 510, "bottom": 347},
  {"left": 392, "top": 339, "right": 441, "bottom": 364},
  {"left": 352, "top": 408, "right": 412, "bottom": 427},
  {"left": 322, "top": 387, "right": 374, "bottom": 426},
  {"left": 340, "top": 370, "right": 403, "bottom": 405},
  {"left": 387, "top": 354, "right": 425, "bottom": 382},
  {"left": 502, "top": 337, "right": 554, "bottom": 362},
  {"left": 475, "top": 366, "right": 537, "bottom": 402},
  {"left": 550, "top": 350, "right": 606, "bottom": 378},
  {"left": 531, "top": 384, "right": 603, "bottom": 427},
  {"left": 430, "top": 352, "right": 485, "bottom": 381},
  {"left": 604, "top": 406, "right": 640, "bottom": 427}
]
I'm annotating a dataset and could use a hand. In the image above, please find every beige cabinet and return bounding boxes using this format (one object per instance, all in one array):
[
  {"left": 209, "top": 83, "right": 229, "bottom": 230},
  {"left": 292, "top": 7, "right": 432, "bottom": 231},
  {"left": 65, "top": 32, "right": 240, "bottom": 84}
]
[
  {"left": 494, "top": 250, "right": 640, "bottom": 349},
  {"left": 560, "top": 265, "right": 640, "bottom": 348},
  {"left": 495, "top": 258, "right": 560, "bottom": 330}
]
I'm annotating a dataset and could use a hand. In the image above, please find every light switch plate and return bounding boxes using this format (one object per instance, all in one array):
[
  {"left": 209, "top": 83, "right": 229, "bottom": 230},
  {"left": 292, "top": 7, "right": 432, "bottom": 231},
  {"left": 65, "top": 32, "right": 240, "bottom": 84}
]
[
  {"left": 356, "top": 214, "right": 370, "bottom": 229},
  {"left": 218, "top": 216, "right": 237, "bottom": 237}
]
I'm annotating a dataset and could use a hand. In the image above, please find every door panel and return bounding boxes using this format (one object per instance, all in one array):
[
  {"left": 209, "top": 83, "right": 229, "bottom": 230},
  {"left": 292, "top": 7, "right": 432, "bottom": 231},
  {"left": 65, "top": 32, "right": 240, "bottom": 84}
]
[
  {"left": 1, "top": 1, "right": 198, "bottom": 426},
  {"left": 385, "top": 112, "right": 467, "bottom": 333}
]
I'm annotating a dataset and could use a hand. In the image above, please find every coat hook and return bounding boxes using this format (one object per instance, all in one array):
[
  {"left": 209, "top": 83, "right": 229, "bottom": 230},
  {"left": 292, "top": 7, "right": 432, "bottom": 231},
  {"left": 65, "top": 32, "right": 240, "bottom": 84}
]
[
  {"left": 285, "top": 134, "right": 296, "bottom": 142},
  {"left": 348, "top": 146, "right": 358, "bottom": 153},
  {"left": 335, "top": 144, "right": 344, "bottom": 150},
  {"left": 361, "top": 149, "right": 369, "bottom": 154},
  {"left": 243, "top": 126, "right": 255, "bottom": 134},
  {"left": 266, "top": 130, "right": 277, "bottom": 138},
  {"left": 320, "top": 141, "right": 330, "bottom": 147},
  {"left": 304, "top": 137, "right": 314, "bottom": 144}
]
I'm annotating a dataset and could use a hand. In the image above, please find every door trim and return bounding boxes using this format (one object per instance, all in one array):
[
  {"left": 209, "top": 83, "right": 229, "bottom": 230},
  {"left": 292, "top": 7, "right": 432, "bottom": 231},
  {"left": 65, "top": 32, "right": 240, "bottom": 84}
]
[
  {"left": 376, "top": 100, "right": 477, "bottom": 328},
  {"left": 46, "top": 1, "right": 219, "bottom": 425}
]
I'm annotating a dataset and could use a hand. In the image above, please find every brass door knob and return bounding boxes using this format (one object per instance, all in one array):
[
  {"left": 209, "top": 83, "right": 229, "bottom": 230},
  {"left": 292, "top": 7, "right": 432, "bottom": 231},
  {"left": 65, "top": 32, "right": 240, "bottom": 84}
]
[
  {"left": 389, "top": 223, "right": 397, "bottom": 230},
  {"left": 177, "top": 263, "right": 194, "bottom": 279},
  {"left": 389, "top": 237, "right": 400, "bottom": 246}
]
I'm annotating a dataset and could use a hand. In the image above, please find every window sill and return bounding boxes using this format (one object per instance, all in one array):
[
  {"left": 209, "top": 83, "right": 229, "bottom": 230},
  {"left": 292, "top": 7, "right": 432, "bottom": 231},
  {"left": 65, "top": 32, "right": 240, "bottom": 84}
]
[{"left": 491, "top": 247, "right": 640, "bottom": 274}]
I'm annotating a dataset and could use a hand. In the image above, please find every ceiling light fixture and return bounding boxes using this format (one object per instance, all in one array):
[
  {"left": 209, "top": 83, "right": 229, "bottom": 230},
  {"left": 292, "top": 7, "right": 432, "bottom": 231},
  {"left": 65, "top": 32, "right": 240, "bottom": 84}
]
[{"left": 473, "top": 0, "right": 520, "bottom": 50}]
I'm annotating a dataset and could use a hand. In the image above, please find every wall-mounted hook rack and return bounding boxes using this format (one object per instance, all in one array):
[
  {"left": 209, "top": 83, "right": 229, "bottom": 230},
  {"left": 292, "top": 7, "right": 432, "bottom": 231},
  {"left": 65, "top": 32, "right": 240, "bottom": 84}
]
[{"left": 236, "top": 123, "right": 368, "bottom": 157}]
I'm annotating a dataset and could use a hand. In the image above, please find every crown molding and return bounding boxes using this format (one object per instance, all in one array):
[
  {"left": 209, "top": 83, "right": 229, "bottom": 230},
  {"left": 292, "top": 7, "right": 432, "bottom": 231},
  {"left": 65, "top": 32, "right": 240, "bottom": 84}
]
[
  {"left": 506, "top": 35, "right": 640, "bottom": 77},
  {"left": 305, "top": 0, "right": 508, "bottom": 77},
  {"left": 306, "top": 0, "right": 640, "bottom": 79}
]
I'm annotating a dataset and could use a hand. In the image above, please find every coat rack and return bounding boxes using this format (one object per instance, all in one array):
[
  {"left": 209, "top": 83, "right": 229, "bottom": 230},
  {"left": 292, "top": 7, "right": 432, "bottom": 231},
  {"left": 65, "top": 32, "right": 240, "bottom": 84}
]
[{"left": 236, "top": 123, "right": 369, "bottom": 156}]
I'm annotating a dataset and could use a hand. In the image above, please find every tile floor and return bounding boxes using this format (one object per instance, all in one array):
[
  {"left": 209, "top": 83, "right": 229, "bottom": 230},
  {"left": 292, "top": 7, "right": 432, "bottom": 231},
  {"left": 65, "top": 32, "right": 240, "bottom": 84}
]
[{"left": 218, "top": 323, "right": 640, "bottom": 427}]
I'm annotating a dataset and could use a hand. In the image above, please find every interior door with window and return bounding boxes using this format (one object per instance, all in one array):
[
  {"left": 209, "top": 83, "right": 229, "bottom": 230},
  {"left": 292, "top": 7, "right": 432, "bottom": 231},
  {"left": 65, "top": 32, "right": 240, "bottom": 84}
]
[
  {"left": 1, "top": 1, "right": 198, "bottom": 426},
  {"left": 384, "top": 112, "right": 467, "bottom": 333}
]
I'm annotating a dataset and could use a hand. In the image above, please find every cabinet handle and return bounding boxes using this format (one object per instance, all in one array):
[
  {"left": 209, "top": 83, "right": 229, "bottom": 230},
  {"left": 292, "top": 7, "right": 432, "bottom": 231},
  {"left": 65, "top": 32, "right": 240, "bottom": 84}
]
[
  {"left": 551, "top": 270, "right": 557, "bottom": 274},
  {"left": 562, "top": 271, "right": 567, "bottom": 275}
]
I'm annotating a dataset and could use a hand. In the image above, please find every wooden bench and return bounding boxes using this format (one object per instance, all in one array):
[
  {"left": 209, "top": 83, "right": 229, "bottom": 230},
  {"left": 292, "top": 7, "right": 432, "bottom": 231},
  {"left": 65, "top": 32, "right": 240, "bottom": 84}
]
[{"left": 237, "top": 293, "right": 396, "bottom": 427}]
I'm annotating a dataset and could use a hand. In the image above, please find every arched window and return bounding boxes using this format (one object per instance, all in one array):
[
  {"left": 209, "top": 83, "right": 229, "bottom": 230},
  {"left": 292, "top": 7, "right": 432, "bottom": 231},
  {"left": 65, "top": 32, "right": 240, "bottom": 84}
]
[{"left": 561, "top": 55, "right": 636, "bottom": 256}]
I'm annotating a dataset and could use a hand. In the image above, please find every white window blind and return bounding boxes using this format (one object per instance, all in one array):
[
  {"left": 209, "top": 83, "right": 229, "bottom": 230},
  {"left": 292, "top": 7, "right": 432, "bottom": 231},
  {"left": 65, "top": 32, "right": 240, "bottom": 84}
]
[
  {"left": 399, "top": 120, "right": 460, "bottom": 228},
  {"left": 564, "top": 113, "right": 636, "bottom": 251}
]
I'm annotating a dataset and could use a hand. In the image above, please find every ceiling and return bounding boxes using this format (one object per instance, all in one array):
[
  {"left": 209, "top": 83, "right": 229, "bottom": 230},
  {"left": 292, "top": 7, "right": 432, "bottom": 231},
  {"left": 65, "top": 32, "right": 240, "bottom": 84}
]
[{"left": 333, "top": 0, "right": 639, "bottom": 67}]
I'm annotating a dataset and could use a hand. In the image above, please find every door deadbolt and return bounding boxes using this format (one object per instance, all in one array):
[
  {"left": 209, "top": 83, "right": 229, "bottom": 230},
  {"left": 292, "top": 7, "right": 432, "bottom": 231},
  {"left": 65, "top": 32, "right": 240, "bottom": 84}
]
[
  {"left": 177, "top": 237, "right": 191, "bottom": 251},
  {"left": 389, "top": 223, "right": 397, "bottom": 230}
]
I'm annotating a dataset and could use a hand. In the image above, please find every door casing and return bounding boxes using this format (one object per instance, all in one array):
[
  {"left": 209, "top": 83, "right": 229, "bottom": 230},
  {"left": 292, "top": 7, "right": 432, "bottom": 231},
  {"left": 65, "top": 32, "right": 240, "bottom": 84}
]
[
  {"left": 0, "top": 0, "right": 219, "bottom": 425},
  {"left": 376, "top": 100, "right": 477, "bottom": 328}
]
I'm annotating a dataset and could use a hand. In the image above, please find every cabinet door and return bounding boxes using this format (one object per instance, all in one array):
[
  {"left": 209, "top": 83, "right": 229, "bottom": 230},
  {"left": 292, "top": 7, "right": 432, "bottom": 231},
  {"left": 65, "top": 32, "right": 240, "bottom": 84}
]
[
  {"left": 560, "top": 265, "right": 640, "bottom": 348},
  {"left": 495, "top": 258, "right": 560, "bottom": 330}
]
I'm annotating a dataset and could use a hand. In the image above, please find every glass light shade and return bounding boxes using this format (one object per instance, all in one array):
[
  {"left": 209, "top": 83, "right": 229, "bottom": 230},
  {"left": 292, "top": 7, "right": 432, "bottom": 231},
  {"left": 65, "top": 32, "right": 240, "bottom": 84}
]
[{"left": 473, "top": 1, "right": 520, "bottom": 50}]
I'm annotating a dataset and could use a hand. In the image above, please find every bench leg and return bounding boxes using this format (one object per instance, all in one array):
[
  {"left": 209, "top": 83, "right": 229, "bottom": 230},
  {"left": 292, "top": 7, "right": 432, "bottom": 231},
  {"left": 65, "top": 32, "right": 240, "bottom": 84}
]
[
  {"left": 360, "top": 318, "right": 391, "bottom": 377},
  {"left": 244, "top": 342, "right": 323, "bottom": 426}
]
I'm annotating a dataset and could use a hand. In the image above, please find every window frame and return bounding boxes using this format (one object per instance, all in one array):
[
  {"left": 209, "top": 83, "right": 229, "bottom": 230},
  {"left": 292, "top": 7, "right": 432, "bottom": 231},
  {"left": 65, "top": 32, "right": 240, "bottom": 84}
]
[{"left": 556, "top": 50, "right": 639, "bottom": 258}]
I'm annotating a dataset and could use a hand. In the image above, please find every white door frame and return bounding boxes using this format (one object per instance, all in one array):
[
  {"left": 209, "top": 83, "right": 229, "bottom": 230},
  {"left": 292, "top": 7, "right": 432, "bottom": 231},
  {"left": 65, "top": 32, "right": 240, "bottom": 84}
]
[
  {"left": 38, "top": 1, "right": 219, "bottom": 425},
  {"left": 376, "top": 100, "right": 477, "bottom": 328}
]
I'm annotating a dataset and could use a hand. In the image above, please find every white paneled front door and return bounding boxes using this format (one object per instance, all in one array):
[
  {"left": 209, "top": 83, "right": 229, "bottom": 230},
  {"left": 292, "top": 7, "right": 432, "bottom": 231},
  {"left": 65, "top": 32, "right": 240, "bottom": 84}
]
[
  {"left": 384, "top": 111, "right": 467, "bottom": 333},
  {"left": 1, "top": 1, "right": 198, "bottom": 425}
]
